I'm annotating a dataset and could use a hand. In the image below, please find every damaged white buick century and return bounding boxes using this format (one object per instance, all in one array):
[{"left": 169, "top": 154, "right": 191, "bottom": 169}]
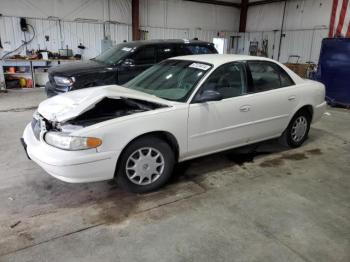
[{"left": 21, "top": 55, "right": 326, "bottom": 192}]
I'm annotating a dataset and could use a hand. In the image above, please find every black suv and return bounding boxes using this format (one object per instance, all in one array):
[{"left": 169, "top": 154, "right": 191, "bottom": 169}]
[{"left": 46, "top": 39, "right": 217, "bottom": 97}]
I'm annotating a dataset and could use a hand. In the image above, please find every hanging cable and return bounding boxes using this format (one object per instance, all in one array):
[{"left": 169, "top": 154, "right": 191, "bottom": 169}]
[{"left": 1, "top": 24, "right": 35, "bottom": 60}]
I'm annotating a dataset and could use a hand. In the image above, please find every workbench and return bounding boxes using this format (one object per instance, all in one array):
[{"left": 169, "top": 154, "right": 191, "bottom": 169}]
[{"left": 0, "top": 59, "right": 80, "bottom": 90}]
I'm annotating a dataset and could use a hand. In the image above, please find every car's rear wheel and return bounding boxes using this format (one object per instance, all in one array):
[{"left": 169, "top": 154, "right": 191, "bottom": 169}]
[
  {"left": 279, "top": 110, "right": 311, "bottom": 148},
  {"left": 116, "top": 136, "right": 175, "bottom": 193}
]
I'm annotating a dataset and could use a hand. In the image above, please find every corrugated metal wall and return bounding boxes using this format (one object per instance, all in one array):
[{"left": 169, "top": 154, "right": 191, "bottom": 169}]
[
  {"left": 0, "top": 0, "right": 330, "bottom": 64},
  {"left": 0, "top": 16, "right": 131, "bottom": 59},
  {"left": 0, "top": 0, "right": 239, "bottom": 61},
  {"left": 233, "top": 28, "right": 328, "bottom": 64},
  {"left": 240, "top": 0, "right": 331, "bottom": 63}
]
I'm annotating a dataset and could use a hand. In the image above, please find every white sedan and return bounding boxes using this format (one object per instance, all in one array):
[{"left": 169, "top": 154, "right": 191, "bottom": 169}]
[{"left": 22, "top": 55, "right": 326, "bottom": 192}]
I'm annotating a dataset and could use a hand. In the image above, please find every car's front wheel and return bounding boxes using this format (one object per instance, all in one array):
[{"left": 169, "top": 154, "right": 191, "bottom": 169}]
[
  {"left": 279, "top": 110, "right": 311, "bottom": 148},
  {"left": 116, "top": 136, "right": 175, "bottom": 193}
]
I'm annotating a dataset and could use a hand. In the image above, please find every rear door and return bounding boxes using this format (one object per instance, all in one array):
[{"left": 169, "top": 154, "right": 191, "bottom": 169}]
[
  {"left": 245, "top": 60, "right": 297, "bottom": 142},
  {"left": 118, "top": 46, "right": 156, "bottom": 84}
]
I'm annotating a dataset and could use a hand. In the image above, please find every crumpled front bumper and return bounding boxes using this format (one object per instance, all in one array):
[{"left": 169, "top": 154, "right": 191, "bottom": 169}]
[{"left": 22, "top": 123, "right": 120, "bottom": 183}]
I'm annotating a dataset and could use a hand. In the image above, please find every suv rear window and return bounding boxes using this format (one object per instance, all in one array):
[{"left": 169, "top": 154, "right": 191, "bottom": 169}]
[{"left": 177, "top": 44, "right": 217, "bottom": 55}]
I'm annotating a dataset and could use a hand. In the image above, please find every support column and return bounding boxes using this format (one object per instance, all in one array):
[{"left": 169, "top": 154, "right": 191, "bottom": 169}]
[
  {"left": 132, "top": 0, "right": 140, "bottom": 41},
  {"left": 239, "top": 0, "right": 248, "bottom": 33}
]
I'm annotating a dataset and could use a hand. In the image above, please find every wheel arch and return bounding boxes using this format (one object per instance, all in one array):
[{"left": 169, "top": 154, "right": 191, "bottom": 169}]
[
  {"left": 284, "top": 104, "right": 314, "bottom": 135},
  {"left": 114, "top": 130, "right": 180, "bottom": 177},
  {"left": 295, "top": 104, "right": 314, "bottom": 120}
]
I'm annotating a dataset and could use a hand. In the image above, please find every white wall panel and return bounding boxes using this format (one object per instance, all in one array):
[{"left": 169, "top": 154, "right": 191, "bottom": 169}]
[
  {"left": 0, "top": 0, "right": 239, "bottom": 60},
  {"left": 140, "top": 0, "right": 240, "bottom": 32},
  {"left": 141, "top": 27, "right": 189, "bottom": 40},
  {"left": 279, "top": 28, "right": 328, "bottom": 63},
  {"left": 246, "top": 2, "right": 284, "bottom": 31},
  {"left": 0, "top": 0, "right": 131, "bottom": 24},
  {"left": 247, "top": 0, "right": 331, "bottom": 31},
  {"left": 244, "top": 0, "right": 332, "bottom": 64},
  {"left": 0, "top": 16, "right": 132, "bottom": 59},
  {"left": 234, "top": 28, "right": 327, "bottom": 64}
]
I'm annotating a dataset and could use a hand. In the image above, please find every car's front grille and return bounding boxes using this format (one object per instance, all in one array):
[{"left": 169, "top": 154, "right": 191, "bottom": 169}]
[
  {"left": 54, "top": 85, "right": 69, "bottom": 92},
  {"left": 31, "top": 118, "right": 41, "bottom": 140}
]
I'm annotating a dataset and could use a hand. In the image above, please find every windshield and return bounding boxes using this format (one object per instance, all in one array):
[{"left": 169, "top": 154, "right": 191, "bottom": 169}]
[
  {"left": 124, "top": 60, "right": 212, "bottom": 102},
  {"left": 93, "top": 43, "right": 136, "bottom": 65}
]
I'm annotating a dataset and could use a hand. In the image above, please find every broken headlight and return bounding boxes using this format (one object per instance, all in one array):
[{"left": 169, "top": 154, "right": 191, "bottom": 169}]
[
  {"left": 54, "top": 76, "right": 75, "bottom": 86},
  {"left": 44, "top": 132, "right": 102, "bottom": 150}
]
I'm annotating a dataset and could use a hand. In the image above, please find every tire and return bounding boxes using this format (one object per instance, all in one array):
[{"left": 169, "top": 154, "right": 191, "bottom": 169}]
[
  {"left": 279, "top": 110, "right": 311, "bottom": 148},
  {"left": 116, "top": 136, "right": 175, "bottom": 193}
]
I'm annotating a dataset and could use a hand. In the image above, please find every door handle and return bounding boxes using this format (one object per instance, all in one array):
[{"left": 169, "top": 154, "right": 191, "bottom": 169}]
[
  {"left": 288, "top": 96, "right": 296, "bottom": 101},
  {"left": 239, "top": 105, "right": 251, "bottom": 112}
]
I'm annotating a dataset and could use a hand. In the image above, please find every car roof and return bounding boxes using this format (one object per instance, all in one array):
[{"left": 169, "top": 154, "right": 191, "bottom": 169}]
[
  {"left": 124, "top": 39, "right": 213, "bottom": 46},
  {"left": 169, "top": 54, "right": 278, "bottom": 67}
]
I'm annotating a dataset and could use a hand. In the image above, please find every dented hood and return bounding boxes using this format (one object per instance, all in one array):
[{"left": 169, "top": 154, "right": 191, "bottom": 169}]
[{"left": 38, "top": 85, "right": 174, "bottom": 122}]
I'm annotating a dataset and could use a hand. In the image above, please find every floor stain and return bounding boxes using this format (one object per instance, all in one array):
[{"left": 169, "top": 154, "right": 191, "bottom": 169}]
[
  {"left": 260, "top": 152, "right": 310, "bottom": 168},
  {"left": 18, "top": 232, "right": 34, "bottom": 242},
  {"left": 259, "top": 158, "right": 284, "bottom": 167},
  {"left": 306, "top": 148, "right": 322, "bottom": 155},
  {"left": 281, "top": 153, "right": 308, "bottom": 161}
]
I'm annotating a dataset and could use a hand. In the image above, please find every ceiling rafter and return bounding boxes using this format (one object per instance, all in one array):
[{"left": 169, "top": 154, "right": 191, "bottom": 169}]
[
  {"left": 184, "top": 0, "right": 287, "bottom": 8},
  {"left": 183, "top": 0, "right": 241, "bottom": 9}
]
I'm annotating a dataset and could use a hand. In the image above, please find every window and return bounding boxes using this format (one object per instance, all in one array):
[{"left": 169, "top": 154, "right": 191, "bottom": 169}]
[
  {"left": 93, "top": 43, "right": 135, "bottom": 65},
  {"left": 177, "top": 44, "right": 215, "bottom": 55},
  {"left": 130, "top": 46, "right": 156, "bottom": 65},
  {"left": 198, "top": 62, "right": 246, "bottom": 99},
  {"left": 157, "top": 45, "right": 175, "bottom": 62},
  {"left": 247, "top": 61, "right": 294, "bottom": 93},
  {"left": 124, "top": 60, "right": 212, "bottom": 102}
]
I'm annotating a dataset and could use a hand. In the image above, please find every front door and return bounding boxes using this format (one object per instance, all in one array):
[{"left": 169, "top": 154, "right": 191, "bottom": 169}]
[{"left": 187, "top": 62, "right": 254, "bottom": 156}]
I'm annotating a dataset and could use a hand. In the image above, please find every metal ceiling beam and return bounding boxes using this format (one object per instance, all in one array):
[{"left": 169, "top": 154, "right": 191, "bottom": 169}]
[
  {"left": 248, "top": 0, "right": 287, "bottom": 7},
  {"left": 184, "top": 0, "right": 241, "bottom": 9}
]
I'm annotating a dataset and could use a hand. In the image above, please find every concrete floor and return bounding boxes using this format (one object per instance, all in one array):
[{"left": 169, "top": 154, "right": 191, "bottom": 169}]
[{"left": 0, "top": 89, "right": 349, "bottom": 262}]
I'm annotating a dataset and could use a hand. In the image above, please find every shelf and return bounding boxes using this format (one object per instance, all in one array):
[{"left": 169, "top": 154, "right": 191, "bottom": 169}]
[
  {"left": 4, "top": 73, "right": 32, "bottom": 75},
  {"left": 2, "top": 59, "right": 78, "bottom": 91}
]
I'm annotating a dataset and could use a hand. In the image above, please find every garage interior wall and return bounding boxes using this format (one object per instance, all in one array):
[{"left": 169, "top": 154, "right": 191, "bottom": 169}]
[
  {"left": 237, "top": 0, "right": 332, "bottom": 64},
  {"left": 0, "top": 0, "right": 239, "bottom": 60},
  {"left": 139, "top": 0, "right": 239, "bottom": 41}
]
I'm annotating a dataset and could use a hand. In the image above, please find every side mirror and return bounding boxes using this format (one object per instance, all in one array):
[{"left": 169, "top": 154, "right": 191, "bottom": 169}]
[
  {"left": 193, "top": 89, "right": 223, "bottom": 103},
  {"left": 122, "top": 58, "right": 135, "bottom": 67}
]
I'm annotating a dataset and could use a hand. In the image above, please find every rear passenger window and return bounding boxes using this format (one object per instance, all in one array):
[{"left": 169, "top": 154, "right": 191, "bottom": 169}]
[
  {"left": 157, "top": 46, "right": 175, "bottom": 62},
  {"left": 131, "top": 46, "right": 156, "bottom": 65},
  {"left": 247, "top": 61, "right": 294, "bottom": 93}
]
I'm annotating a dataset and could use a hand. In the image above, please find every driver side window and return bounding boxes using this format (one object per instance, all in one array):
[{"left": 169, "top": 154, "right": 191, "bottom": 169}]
[{"left": 199, "top": 62, "right": 247, "bottom": 99}]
